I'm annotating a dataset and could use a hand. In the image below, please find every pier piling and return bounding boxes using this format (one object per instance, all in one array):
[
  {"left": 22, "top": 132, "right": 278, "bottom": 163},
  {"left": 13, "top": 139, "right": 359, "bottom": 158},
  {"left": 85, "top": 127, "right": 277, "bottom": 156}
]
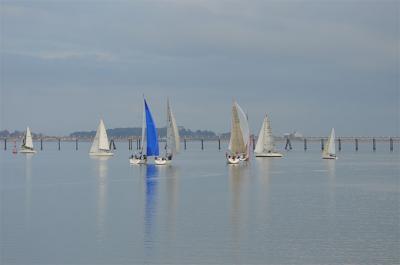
[
  {"left": 338, "top": 138, "right": 341, "bottom": 151},
  {"left": 75, "top": 139, "right": 78, "bottom": 150},
  {"left": 390, "top": 138, "right": 393, "bottom": 152},
  {"left": 201, "top": 139, "right": 204, "bottom": 150},
  {"left": 58, "top": 138, "right": 61, "bottom": 150},
  {"left": 372, "top": 138, "right": 376, "bottom": 151},
  {"left": 218, "top": 137, "right": 221, "bottom": 150},
  {"left": 321, "top": 139, "right": 324, "bottom": 151},
  {"left": 252, "top": 136, "right": 256, "bottom": 150},
  {"left": 355, "top": 138, "right": 358, "bottom": 151},
  {"left": 284, "top": 138, "right": 292, "bottom": 150},
  {"left": 41, "top": 138, "right": 43, "bottom": 150},
  {"left": 4, "top": 138, "right": 6, "bottom": 150},
  {"left": 304, "top": 138, "right": 307, "bottom": 151},
  {"left": 184, "top": 138, "right": 187, "bottom": 150}
]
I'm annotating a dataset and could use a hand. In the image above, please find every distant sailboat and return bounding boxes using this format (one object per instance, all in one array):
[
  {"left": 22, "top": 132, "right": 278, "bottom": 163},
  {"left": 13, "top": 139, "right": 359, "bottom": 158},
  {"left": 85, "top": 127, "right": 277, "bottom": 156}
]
[
  {"left": 155, "top": 99, "right": 180, "bottom": 165},
  {"left": 322, "top": 128, "right": 337, "bottom": 159},
  {"left": 130, "top": 98, "right": 160, "bottom": 164},
  {"left": 89, "top": 119, "right": 114, "bottom": 156},
  {"left": 226, "top": 101, "right": 248, "bottom": 164},
  {"left": 236, "top": 103, "right": 250, "bottom": 161},
  {"left": 254, "top": 114, "right": 282, "bottom": 157},
  {"left": 20, "top": 127, "right": 36, "bottom": 154}
]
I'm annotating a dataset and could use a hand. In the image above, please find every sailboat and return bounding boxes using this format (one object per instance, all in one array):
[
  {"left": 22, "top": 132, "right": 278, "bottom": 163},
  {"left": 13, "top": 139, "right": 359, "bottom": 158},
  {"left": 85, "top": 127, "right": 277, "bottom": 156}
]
[
  {"left": 322, "top": 128, "right": 337, "bottom": 159},
  {"left": 254, "top": 114, "right": 283, "bottom": 157},
  {"left": 130, "top": 98, "right": 160, "bottom": 164},
  {"left": 20, "top": 127, "right": 36, "bottom": 154},
  {"left": 155, "top": 99, "right": 180, "bottom": 165},
  {"left": 226, "top": 101, "right": 248, "bottom": 164},
  {"left": 89, "top": 119, "right": 114, "bottom": 156},
  {"left": 236, "top": 103, "right": 250, "bottom": 161}
]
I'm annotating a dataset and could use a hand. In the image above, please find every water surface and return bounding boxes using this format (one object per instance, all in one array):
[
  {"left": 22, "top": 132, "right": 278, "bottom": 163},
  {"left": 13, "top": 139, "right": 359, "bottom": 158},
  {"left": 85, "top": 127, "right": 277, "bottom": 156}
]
[{"left": 1, "top": 142, "right": 399, "bottom": 264}]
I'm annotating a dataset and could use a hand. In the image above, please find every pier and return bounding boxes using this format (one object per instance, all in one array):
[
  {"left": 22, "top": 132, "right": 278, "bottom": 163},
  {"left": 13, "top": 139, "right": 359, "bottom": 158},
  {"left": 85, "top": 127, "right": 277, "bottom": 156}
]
[{"left": 2, "top": 136, "right": 399, "bottom": 152}]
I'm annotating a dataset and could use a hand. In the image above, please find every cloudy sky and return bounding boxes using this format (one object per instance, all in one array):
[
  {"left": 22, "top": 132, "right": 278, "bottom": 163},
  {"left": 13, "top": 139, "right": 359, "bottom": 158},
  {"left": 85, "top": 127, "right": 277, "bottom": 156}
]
[{"left": 0, "top": 0, "right": 398, "bottom": 136}]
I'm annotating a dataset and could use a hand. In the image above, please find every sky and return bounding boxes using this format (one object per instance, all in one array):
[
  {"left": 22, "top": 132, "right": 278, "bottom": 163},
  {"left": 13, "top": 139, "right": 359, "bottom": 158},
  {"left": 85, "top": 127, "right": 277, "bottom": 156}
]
[{"left": 0, "top": 0, "right": 399, "bottom": 136}]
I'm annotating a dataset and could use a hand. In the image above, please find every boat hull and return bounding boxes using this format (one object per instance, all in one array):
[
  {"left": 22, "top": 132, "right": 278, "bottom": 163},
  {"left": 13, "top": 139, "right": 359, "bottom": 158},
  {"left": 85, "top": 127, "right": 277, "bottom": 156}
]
[
  {"left": 227, "top": 157, "right": 240, "bottom": 164},
  {"left": 89, "top": 152, "right": 114, "bottom": 156},
  {"left": 19, "top": 149, "right": 36, "bottom": 154},
  {"left": 155, "top": 157, "right": 169, "bottom": 165},
  {"left": 322, "top": 155, "right": 337, "bottom": 160},
  {"left": 255, "top": 152, "right": 283, "bottom": 157},
  {"left": 129, "top": 158, "right": 147, "bottom": 164}
]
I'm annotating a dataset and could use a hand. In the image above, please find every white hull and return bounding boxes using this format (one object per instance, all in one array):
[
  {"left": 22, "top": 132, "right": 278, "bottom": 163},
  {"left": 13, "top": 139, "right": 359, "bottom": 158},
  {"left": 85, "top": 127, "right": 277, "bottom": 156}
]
[
  {"left": 19, "top": 149, "right": 36, "bottom": 154},
  {"left": 227, "top": 156, "right": 240, "bottom": 164},
  {"left": 255, "top": 152, "right": 283, "bottom": 157},
  {"left": 89, "top": 152, "right": 114, "bottom": 156},
  {"left": 239, "top": 154, "right": 249, "bottom": 161},
  {"left": 129, "top": 158, "right": 147, "bottom": 164},
  {"left": 322, "top": 155, "right": 337, "bottom": 160},
  {"left": 155, "top": 157, "right": 169, "bottom": 165}
]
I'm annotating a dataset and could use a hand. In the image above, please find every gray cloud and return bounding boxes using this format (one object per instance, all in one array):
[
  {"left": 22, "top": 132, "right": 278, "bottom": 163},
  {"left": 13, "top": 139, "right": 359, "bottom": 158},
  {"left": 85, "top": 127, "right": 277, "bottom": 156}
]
[{"left": 0, "top": 0, "right": 398, "bottom": 136}]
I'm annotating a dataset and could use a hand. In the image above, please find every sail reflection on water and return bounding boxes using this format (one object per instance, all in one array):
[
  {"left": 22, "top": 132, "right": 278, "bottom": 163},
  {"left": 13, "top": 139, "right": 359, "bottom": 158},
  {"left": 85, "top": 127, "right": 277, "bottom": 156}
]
[{"left": 91, "top": 156, "right": 110, "bottom": 243}]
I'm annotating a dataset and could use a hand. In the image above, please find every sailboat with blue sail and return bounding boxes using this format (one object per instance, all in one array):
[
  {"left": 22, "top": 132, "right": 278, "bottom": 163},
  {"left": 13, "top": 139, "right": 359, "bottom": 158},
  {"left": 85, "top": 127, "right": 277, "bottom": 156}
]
[{"left": 130, "top": 98, "right": 160, "bottom": 165}]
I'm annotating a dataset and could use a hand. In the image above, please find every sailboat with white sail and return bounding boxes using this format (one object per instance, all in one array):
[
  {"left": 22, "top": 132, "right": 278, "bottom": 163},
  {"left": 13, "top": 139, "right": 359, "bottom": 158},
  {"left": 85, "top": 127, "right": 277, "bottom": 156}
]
[
  {"left": 254, "top": 114, "right": 282, "bottom": 157},
  {"left": 20, "top": 127, "right": 36, "bottom": 154},
  {"left": 130, "top": 98, "right": 160, "bottom": 165},
  {"left": 226, "top": 101, "right": 248, "bottom": 164},
  {"left": 89, "top": 119, "right": 114, "bottom": 156},
  {"left": 322, "top": 128, "right": 337, "bottom": 159},
  {"left": 236, "top": 103, "right": 250, "bottom": 161},
  {"left": 155, "top": 99, "right": 180, "bottom": 165}
]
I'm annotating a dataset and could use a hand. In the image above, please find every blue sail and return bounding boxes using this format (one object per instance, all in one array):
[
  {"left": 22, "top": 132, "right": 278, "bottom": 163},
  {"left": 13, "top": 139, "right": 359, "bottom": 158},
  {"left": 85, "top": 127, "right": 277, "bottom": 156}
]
[{"left": 144, "top": 99, "right": 159, "bottom": 156}]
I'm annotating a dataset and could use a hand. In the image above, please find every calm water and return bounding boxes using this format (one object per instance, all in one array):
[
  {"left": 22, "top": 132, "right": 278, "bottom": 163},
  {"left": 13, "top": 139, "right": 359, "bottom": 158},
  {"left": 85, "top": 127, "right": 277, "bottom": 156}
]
[{"left": 1, "top": 141, "right": 399, "bottom": 264}]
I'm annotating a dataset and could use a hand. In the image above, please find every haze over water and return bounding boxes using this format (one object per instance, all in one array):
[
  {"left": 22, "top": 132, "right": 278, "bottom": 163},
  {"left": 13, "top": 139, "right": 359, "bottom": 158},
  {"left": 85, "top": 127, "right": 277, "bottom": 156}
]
[{"left": 1, "top": 142, "right": 399, "bottom": 264}]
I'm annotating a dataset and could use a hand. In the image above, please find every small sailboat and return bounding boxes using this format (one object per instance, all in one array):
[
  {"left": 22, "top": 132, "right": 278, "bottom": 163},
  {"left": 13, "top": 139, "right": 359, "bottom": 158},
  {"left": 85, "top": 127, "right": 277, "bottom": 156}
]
[
  {"left": 254, "top": 114, "right": 282, "bottom": 157},
  {"left": 322, "top": 128, "right": 337, "bottom": 159},
  {"left": 130, "top": 98, "right": 160, "bottom": 165},
  {"left": 155, "top": 99, "right": 180, "bottom": 165},
  {"left": 89, "top": 119, "right": 114, "bottom": 156},
  {"left": 20, "top": 127, "right": 36, "bottom": 154},
  {"left": 226, "top": 101, "right": 248, "bottom": 164},
  {"left": 236, "top": 103, "right": 250, "bottom": 161}
]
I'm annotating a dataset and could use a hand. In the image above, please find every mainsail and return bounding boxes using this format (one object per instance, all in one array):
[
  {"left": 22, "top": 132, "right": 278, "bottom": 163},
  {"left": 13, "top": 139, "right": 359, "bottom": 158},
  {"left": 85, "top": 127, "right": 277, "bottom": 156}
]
[
  {"left": 228, "top": 102, "right": 246, "bottom": 154},
  {"left": 144, "top": 99, "right": 159, "bottom": 157},
  {"left": 255, "top": 115, "right": 274, "bottom": 153},
  {"left": 235, "top": 102, "right": 250, "bottom": 149},
  {"left": 22, "top": 127, "right": 34, "bottom": 149},
  {"left": 90, "top": 119, "right": 110, "bottom": 153},
  {"left": 166, "top": 99, "right": 180, "bottom": 155},
  {"left": 323, "top": 128, "right": 336, "bottom": 156}
]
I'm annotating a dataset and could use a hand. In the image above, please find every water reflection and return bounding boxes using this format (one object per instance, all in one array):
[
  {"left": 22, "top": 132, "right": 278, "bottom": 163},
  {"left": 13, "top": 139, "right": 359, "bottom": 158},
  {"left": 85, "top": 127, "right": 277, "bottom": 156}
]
[
  {"left": 254, "top": 158, "right": 273, "bottom": 212},
  {"left": 91, "top": 156, "right": 110, "bottom": 243},
  {"left": 24, "top": 154, "right": 33, "bottom": 228},
  {"left": 165, "top": 166, "right": 180, "bottom": 241},
  {"left": 143, "top": 164, "right": 159, "bottom": 252},
  {"left": 324, "top": 159, "right": 336, "bottom": 212},
  {"left": 228, "top": 164, "right": 250, "bottom": 261}
]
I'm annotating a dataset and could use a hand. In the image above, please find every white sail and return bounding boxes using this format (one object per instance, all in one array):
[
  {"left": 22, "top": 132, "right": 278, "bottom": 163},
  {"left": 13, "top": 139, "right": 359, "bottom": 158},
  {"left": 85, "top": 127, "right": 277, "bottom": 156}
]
[
  {"left": 98, "top": 120, "right": 110, "bottom": 151},
  {"left": 235, "top": 102, "right": 250, "bottom": 148},
  {"left": 140, "top": 100, "right": 146, "bottom": 152},
  {"left": 324, "top": 128, "right": 336, "bottom": 156},
  {"left": 166, "top": 99, "right": 180, "bottom": 155},
  {"left": 90, "top": 119, "right": 110, "bottom": 153},
  {"left": 254, "top": 117, "right": 266, "bottom": 153},
  {"left": 255, "top": 114, "right": 275, "bottom": 154},
  {"left": 228, "top": 103, "right": 246, "bottom": 154},
  {"left": 22, "top": 127, "right": 34, "bottom": 149}
]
